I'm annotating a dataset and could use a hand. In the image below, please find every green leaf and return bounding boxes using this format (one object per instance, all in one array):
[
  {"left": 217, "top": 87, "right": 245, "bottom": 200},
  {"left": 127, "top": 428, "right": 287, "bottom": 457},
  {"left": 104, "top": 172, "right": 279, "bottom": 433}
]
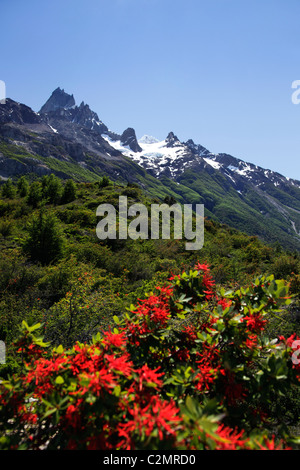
[
  {"left": 56, "top": 344, "right": 64, "bottom": 354},
  {"left": 42, "top": 408, "right": 57, "bottom": 420},
  {"left": 185, "top": 396, "right": 198, "bottom": 416},
  {"left": 176, "top": 312, "right": 186, "bottom": 319},
  {"left": 29, "top": 322, "right": 42, "bottom": 332},
  {"left": 113, "top": 385, "right": 121, "bottom": 396},
  {"left": 146, "top": 381, "right": 159, "bottom": 388}
]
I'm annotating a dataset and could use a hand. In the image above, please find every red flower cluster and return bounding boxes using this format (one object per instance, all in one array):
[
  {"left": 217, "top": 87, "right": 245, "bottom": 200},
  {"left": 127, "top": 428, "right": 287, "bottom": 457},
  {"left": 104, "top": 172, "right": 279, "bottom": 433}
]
[
  {"left": 213, "top": 425, "right": 247, "bottom": 450},
  {"left": 135, "top": 293, "right": 171, "bottom": 326},
  {"left": 102, "top": 330, "right": 127, "bottom": 348},
  {"left": 194, "top": 345, "right": 223, "bottom": 393},
  {"left": 194, "top": 262, "right": 216, "bottom": 300},
  {"left": 117, "top": 396, "right": 181, "bottom": 449},
  {"left": 243, "top": 311, "right": 266, "bottom": 333},
  {"left": 0, "top": 262, "right": 297, "bottom": 451},
  {"left": 217, "top": 298, "right": 232, "bottom": 310}
]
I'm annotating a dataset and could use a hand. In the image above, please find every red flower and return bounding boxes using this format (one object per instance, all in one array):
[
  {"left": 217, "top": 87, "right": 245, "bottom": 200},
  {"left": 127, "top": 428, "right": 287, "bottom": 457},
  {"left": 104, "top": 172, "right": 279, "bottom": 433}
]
[
  {"left": 126, "top": 321, "right": 151, "bottom": 346},
  {"left": 136, "top": 364, "right": 164, "bottom": 391},
  {"left": 64, "top": 401, "right": 83, "bottom": 430},
  {"left": 244, "top": 333, "right": 258, "bottom": 349},
  {"left": 181, "top": 325, "right": 197, "bottom": 342},
  {"left": 135, "top": 294, "right": 170, "bottom": 326},
  {"left": 117, "top": 396, "right": 181, "bottom": 449},
  {"left": 217, "top": 298, "right": 232, "bottom": 310},
  {"left": 103, "top": 330, "right": 127, "bottom": 348},
  {"left": 258, "top": 435, "right": 291, "bottom": 450},
  {"left": 213, "top": 424, "right": 248, "bottom": 450},
  {"left": 243, "top": 312, "right": 266, "bottom": 332},
  {"left": 71, "top": 344, "right": 102, "bottom": 375},
  {"left": 156, "top": 285, "right": 174, "bottom": 297},
  {"left": 286, "top": 333, "right": 298, "bottom": 348},
  {"left": 79, "top": 367, "right": 117, "bottom": 396},
  {"left": 24, "top": 355, "right": 69, "bottom": 396},
  {"left": 202, "top": 273, "right": 216, "bottom": 300},
  {"left": 104, "top": 353, "right": 133, "bottom": 377},
  {"left": 194, "top": 262, "right": 210, "bottom": 272},
  {"left": 194, "top": 364, "right": 217, "bottom": 392}
]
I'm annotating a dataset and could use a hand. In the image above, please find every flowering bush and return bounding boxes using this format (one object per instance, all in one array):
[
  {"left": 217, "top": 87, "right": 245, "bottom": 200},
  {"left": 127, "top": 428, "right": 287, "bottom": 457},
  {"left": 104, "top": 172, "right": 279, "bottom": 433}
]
[{"left": 0, "top": 263, "right": 300, "bottom": 450}]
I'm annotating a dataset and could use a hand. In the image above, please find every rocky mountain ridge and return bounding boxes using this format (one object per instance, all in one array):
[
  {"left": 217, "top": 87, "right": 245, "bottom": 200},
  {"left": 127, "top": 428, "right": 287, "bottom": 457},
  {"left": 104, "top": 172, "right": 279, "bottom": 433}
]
[{"left": 1, "top": 88, "right": 300, "bottom": 251}]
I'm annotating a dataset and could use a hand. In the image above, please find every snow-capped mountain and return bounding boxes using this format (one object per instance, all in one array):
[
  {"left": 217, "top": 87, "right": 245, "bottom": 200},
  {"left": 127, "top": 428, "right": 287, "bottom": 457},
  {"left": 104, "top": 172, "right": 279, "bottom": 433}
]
[
  {"left": 103, "top": 131, "right": 218, "bottom": 178},
  {"left": 102, "top": 131, "right": 198, "bottom": 178},
  {"left": 102, "top": 128, "right": 300, "bottom": 193},
  {"left": 138, "top": 135, "right": 160, "bottom": 145},
  {"left": 1, "top": 87, "right": 300, "bottom": 251}
]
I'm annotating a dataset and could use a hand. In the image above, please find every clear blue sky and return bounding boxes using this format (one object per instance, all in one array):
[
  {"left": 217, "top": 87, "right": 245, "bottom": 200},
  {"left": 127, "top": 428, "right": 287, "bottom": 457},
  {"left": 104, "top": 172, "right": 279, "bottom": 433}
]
[{"left": 1, "top": 0, "right": 300, "bottom": 179}]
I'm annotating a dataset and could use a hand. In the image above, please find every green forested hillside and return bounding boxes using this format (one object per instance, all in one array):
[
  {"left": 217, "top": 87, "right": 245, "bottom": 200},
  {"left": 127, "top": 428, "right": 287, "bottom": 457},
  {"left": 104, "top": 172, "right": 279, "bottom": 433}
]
[
  {"left": 1, "top": 174, "right": 300, "bottom": 374},
  {"left": 1, "top": 174, "right": 300, "bottom": 450}
]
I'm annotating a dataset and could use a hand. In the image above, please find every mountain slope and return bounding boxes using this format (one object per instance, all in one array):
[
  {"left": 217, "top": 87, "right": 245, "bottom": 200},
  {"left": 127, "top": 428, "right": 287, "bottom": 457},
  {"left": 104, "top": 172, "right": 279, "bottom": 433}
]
[
  {"left": 1, "top": 88, "right": 300, "bottom": 251},
  {"left": 0, "top": 96, "right": 183, "bottom": 203},
  {"left": 104, "top": 129, "right": 300, "bottom": 251}
]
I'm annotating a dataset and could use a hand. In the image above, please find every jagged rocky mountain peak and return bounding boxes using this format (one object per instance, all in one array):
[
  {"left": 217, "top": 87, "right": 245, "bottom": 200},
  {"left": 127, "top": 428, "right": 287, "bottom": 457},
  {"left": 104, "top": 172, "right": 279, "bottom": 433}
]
[
  {"left": 79, "top": 101, "right": 88, "bottom": 109},
  {"left": 38, "top": 88, "right": 108, "bottom": 134},
  {"left": 39, "top": 87, "right": 75, "bottom": 114},
  {"left": 186, "top": 138, "right": 196, "bottom": 147},
  {"left": 72, "top": 101, "right": 100, "bottom": 122},
  {"left": 121, "top": 127, "right": 142, "bottom": 153},
  {"left": 165, "top": 131, "right": 180, "bottom": 147}
]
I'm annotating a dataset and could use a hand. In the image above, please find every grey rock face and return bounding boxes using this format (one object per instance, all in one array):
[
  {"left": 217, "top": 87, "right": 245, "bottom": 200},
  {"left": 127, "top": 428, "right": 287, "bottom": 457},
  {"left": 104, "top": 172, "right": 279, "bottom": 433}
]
[
  {"left": 0, "top": 99, "right": 41, "bottom": 125},
  {"left": 165, "top": 132, "right": 180, "bottom": 148},
  {"left": 39, "top": 87, "right": 75, "bottom": 114},
  {"left": 120, "top": 128, "right": 142, "bottom": 152}
]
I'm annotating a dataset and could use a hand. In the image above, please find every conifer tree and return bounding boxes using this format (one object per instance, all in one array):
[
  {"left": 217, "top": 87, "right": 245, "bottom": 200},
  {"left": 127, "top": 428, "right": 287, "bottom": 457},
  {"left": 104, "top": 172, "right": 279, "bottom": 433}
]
[
  {"left": 27, "top": 181, "right": 43, "bottom": 207},
  {"left": 62, "top": 179, "right": 77, "bottom": 203},
  {"left": 22, "top": 210, "right": 65, "bottom": 265},
  {"left": 1, "top": 178, "right": 16, "bottom": 198},
  {"left": 17, "top": 176, "right": 29, "bottom": 197}
]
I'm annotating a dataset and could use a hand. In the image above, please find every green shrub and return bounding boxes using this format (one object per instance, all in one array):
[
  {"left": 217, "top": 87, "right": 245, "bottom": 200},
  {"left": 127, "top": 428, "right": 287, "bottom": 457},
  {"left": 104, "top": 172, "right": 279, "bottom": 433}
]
[
  {"left": 98, "top": 176, "right": 111, "bottom": 188},
  {"left": 22, "top": 210, "right": 66, "bottom": 265},
  {"left": 1, "top": 179, "right": 16, "bottom": 199},
  {"left": 61, "top": 179, "right": 77, "bottom": 203},
  {"left": 0, "top": 219, "right": 14, "bottom": 237},
  {"left": 272, "top": 255, "right": 300, "bottom": 279},
  {"left": 42, "top": 174, "right": 63, "bottom": 205},
  {"left": 27, "top": 181, "right": 43, "bottom": 207},
  {"left": 17, "top": 176, "right": 29, "bottom": 198},
  {"left": 0, "top": 266, "right": 299, "bottom": 450}
]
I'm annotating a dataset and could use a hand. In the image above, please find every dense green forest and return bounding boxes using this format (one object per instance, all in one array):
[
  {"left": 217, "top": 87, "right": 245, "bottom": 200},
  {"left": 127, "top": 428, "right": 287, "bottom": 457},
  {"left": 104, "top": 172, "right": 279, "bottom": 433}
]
[{"left": 1, "top": 174, "right": 300, "bottom": 450}]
